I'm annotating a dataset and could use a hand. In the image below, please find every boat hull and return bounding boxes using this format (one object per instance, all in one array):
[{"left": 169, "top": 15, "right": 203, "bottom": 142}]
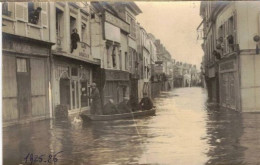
[{"left": 80, "top": 109, "right": 156, "bottom": 121}]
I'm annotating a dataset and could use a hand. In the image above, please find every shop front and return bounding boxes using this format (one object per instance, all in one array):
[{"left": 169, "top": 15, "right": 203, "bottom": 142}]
[
  {"left": 103, "top": 70, "right": 130, "bottom": 105},
  {"left": 51, "top": 55, "right": 100, "bottom": 115},
  {"left": 219, "top": 59, "right": 238, "bottom": 110},
  {"left": 2, "top": 33, "right": 53, "bottom": 126}
]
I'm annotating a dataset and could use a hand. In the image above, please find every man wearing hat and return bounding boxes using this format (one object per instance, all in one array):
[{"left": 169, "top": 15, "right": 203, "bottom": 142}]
[
  {"left": 139, "top": 92, "right": 153, "bottom": 111},
  {"left": 88, "top": 83, "right": 102, "bottom": 115},
  {"left": 117, "top": 97, "right": 132, "bottom": 114}
]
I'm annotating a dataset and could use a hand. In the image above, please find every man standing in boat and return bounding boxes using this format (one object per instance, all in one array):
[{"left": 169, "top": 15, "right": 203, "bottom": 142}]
[
  {"left": 139, "top": 93, "right": 154, "bottom": 111},
  {"left": 88, "top": 83, "right": 102, "bottom": 115}
]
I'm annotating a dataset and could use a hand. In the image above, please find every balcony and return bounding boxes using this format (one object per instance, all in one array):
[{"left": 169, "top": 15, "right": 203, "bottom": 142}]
[
  {"left": 72, "top": 42, "right": 92, "bottom": 60},
  {"left": 53, "top": 41, "right": 100, "bottom": 65}
]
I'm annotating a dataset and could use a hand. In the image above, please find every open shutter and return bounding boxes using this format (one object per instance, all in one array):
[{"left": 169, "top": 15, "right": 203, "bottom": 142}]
[
  {"left": 15, "top": 2, "right": 28, "bottom": 22},
  {"left": 233, "top": 11, "right": 237, "bottom": 45},
  {"left": 41, "top": 2, "right": 48, "bottom": 27}
]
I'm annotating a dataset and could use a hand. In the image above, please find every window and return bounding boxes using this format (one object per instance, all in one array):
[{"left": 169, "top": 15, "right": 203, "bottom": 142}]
[
  {"left": 125, "top": 52, "right": 128, "bottom": 70},
  {"left": 81, "top": 22, "right": 87, "bottom": 43},
  {"left": 71, "top": 67, "right": 78, "bottom": 76},
  {"left": 28, "top": 2, "right": 42, "bottom": 24},
  {"left": 17, "top": 58, "right": 27, "bottom": 72},
  {"left": 106, "top": 45, "right": 110, "bottom": 68},
  {"left": 119, "top": 50, "right": 122, "bottom": 70},
  {"left": 56, "top": 8, "right": 63, "bottom": 37},
  {"left": 126, "top": 13, "right": 136, "bottom": 38},
  {"left": 2, "top": 2, "right": 11, "bottom": 17},
  {"left": 70, "top": 16, "right": 76, "bottom": 35},
  {"left": 112, "top": 46, "right": 116, "bottom": 68}
]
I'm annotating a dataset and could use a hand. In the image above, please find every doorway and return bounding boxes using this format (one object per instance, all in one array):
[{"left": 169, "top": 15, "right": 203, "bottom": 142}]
[
  {"left": 60, "top": 78, "right": 70, "bottom": 109},
  {"left": 16, "top": 58, "right": 31, "bottom": 119}
]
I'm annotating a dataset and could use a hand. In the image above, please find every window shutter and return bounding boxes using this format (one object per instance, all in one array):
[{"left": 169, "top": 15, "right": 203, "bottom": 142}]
[
  {"left": 15, "top": 2, "right": 28, "bottom": 22},
  {"left": 233, "top": 11, "right": 237, "bottom": 45},
  {"left": 41, "top": 2, "right": 48, "bottom": 27}
]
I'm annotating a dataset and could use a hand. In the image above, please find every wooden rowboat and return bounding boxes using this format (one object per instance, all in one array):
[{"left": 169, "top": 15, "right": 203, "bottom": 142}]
[{"left": 80, "top": 109, "right": 156, "bottom": 121}]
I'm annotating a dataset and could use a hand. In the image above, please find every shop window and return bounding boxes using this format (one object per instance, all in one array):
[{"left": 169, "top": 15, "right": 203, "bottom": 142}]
[
  {"left": 81, "top": 81, "right": 89, "bottom": 107},
  {"left": 71, "top": 67, "right": 78, "bottom": 76},
  {"left": 2, "top": 2, "right": 11, "bottom": 17},
  {"left": 28, "top": 2, "right": 42, "bottom": 24},
  {"left": 17, "top": 58, "right": 27, "bottom": 73}
]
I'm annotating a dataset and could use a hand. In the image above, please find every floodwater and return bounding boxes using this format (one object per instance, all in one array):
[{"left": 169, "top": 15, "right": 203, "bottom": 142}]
[{"left": 3, "top": 87, "right": 260, "bottom": 165}]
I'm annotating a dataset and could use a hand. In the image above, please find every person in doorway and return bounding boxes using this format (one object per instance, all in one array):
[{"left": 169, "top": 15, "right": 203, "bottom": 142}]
[
  {"left": 139, "top": 93, "right": 153, "bottom": 111},
  {"left": 118, "top": 97, "right": 132, "bottom": 114},
  {"left": 89, "top": 83, "right": 102, "bottom": 115},
  {"left": 71, "top": 28, "right": 80, "bottom": 53},
  {"left": 103, "top": 99, "right": 119, "bottom": 115}
]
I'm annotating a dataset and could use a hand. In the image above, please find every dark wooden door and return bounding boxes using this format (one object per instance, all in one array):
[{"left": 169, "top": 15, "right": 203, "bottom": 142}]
[
  {"left": 60, "top": 78, "right": 71, "bottom": 108},
  {"left": 16, "top": 58, "right": 31, "bottom": 119},
  {"left": 81, "top": 80, "right": 89, "bottom": 107}
]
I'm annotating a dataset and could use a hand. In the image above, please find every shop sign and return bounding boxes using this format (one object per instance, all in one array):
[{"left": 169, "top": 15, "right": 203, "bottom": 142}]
[
  {"left": 219, "top": 60, "right": 236, "bottom": 73},
  {"left": 3, "top": 38, "right": 49, "bottom": 56},
  {"left": 104, "top": 11, "right": 130, "bottom": 33},
  {"left": 154, "top": 65, "right": 163, "bottom": 74},
  {"left": 105, "top": 70, "right": 129, "bottom": 81}
]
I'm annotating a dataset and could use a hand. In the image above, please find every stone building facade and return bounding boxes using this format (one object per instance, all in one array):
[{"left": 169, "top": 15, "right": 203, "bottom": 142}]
[{"left": 199, "top": 1, "right": 260, "bottom": 112}]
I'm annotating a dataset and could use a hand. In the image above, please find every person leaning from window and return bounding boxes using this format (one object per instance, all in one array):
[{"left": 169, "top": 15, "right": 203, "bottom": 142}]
[
  {"left": 118, "top": 97, "right": 132, "bottom": 114},
  {"left": 103, "top": 99, "right": 119, "bottom": 115},
  {"left": 88, "top": 83, "right": 102, "bottom": 115},
  {"left": 139, "top": 93, "right": 153, "bottom": 111},
  {"left": 71, "top": 28, "right": 80, "bottom": 53},
  {"left": 29, "top": 7, "right": 42, "bottom": 24}
]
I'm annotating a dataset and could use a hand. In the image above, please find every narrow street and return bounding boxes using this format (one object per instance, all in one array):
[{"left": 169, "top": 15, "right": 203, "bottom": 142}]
[{"left": 3, "top": 87, "right": 260, "bottom": 165}]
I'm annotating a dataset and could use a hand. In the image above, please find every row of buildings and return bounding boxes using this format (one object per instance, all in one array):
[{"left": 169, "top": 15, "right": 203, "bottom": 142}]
[
  {"left": 198, "top": 1, "right": 260, "bottom": 112},
  {"left": 2, "top": 2, "right": 200, "bottom": 126}
]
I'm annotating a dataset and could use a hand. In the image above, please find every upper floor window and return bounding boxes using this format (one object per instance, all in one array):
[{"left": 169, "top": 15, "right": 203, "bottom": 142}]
[
  {"left": 125, "top": 52, "right": 128, "bottom": 70},
  {"left": 2, "top": 2, "right": 12, "bottom": 17},
  {"left": 126, "top": 14, "right": 136, "bottom": 38},
  {"left": 28, "top": 2, "right": 42, "bottom": 25},
  {"left": 56, "top": 8, "right": 64, "bottom": 37},
  {"left": 81, "top": 22, "right": 87, "bottom": 43},
  {"left": 112, "top": 46, "right": 117, "bottom": 68},
  {"left": 119, "top": 50, "right": 122, "bottom": 70}
]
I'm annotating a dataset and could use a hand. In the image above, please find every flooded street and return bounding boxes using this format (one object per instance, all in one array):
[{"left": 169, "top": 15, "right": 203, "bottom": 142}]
[{"left": 3, "top": 87, "right": 260, "bottom": 165}]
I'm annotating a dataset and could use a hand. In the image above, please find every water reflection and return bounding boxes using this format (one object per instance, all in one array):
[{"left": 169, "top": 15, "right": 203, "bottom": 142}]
[
  {"left": 3, "top": 87, "right": 260, "bottom": 165},
  {"left": 205, "top": 105, "right": 245, "bottom": 165}
]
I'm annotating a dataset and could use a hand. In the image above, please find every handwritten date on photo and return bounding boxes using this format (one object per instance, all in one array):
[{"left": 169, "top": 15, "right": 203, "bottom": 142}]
[{"left": 24, "top": 151, "right": 63, "bottom": 164}]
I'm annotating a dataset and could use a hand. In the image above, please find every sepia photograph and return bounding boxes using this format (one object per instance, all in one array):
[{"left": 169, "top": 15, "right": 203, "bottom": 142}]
[{"left": 1, "top": 1, "right": 260, "bottom": 164}]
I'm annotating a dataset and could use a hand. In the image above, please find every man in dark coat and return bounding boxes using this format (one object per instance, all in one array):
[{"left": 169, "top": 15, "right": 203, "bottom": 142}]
[
  {"left": 103, "top": 99, "right": 119, "bottom": 115},
  {"left": 118, "top": 97, "right": 132, "bottom": 114},
  {"left": 71, "top": 28, "right": 80, "bottom": 53},
  {"left": 139, "top": 93, "right": 153, "bottom": 111},
  {"left": 89, "top": 83, "right": 102, "bottom": 115}
]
